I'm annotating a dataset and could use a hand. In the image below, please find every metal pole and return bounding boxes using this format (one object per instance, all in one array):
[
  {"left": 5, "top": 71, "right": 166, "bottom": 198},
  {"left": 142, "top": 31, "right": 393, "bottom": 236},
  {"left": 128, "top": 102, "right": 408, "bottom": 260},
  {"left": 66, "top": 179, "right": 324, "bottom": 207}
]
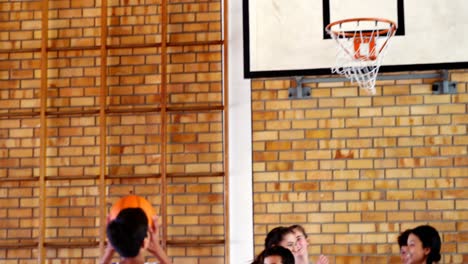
[{"left": 300, "top": 72, "right": 444, "bottom": 83}]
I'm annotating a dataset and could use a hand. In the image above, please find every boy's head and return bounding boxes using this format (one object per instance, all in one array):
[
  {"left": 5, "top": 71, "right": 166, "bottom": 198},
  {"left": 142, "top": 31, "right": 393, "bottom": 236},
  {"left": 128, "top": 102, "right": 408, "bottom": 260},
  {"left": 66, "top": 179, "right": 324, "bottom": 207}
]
[
  {"left": 261, "top": 246, "right": 295, "bottom": 264},
  {"left": 106, "top": 207, "right": 149, "bottom": 258}
]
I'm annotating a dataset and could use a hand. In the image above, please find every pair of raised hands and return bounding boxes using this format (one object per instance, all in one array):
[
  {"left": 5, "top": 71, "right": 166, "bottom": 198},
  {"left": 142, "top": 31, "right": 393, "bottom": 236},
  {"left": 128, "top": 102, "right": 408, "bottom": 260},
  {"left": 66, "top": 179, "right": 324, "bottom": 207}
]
[{"left": 100, "top": 215, "right": 172, "bottom": 264}]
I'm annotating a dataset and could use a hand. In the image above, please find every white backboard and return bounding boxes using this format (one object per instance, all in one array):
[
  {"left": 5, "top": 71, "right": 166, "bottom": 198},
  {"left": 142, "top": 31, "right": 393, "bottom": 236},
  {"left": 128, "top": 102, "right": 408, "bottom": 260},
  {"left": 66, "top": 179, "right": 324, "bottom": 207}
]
[{"left": 243, "top": 0, "right": 468, "bottom": 77}]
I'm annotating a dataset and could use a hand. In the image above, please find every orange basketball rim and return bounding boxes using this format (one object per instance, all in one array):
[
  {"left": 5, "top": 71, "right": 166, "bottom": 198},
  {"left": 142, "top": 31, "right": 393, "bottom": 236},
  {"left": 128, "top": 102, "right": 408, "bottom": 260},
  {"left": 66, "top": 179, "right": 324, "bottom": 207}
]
[{"left": 325, "top": 17, "right": 397, "bottom": 61}]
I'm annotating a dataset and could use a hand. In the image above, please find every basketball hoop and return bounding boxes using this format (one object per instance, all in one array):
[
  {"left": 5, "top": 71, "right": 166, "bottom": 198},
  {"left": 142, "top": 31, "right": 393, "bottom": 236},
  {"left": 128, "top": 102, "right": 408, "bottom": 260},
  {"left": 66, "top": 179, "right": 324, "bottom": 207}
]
[{"left": 325, "top": 18, "right": 397, "bottom": 95}]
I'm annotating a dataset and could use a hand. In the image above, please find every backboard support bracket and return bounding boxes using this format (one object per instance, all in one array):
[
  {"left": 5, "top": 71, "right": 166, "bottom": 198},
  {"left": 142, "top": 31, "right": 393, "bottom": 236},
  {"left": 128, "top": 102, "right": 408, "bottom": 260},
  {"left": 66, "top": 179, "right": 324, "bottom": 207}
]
[
  {"left": 432, "top": 70, "right": 457, "bottom": 94},
  {"left": 288, "top": 77, "right": 311, "bottom": 99},
  {"left": 288, "top": 70, "right": 457, "bottom": 99}
]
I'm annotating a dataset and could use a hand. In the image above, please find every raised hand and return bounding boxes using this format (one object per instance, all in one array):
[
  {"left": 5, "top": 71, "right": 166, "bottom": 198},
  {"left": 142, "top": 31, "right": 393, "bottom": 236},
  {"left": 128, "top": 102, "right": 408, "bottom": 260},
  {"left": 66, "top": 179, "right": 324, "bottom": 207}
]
[
  {"left": 316, "top": 254, "right": 329, "bottom": 264},
  {"left": 147, "top": 215, "right": 173, "bottom": 264},
  {"left": 99, "top": 216, "right": 115, "bottom": 264}
]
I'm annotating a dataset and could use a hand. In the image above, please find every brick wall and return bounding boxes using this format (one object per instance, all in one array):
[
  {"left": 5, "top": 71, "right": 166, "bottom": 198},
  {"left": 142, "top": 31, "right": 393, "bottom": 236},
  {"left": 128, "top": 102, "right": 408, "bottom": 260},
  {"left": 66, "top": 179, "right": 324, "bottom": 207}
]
[
  {"left": 0, "top": 0, "right": 225, "bottom": 263},
  {"left": 3, "top": 0, "right": 466, "bottom": 263},
  {"left": 251, "top": 71, "right": 468, "bottom": 264}
]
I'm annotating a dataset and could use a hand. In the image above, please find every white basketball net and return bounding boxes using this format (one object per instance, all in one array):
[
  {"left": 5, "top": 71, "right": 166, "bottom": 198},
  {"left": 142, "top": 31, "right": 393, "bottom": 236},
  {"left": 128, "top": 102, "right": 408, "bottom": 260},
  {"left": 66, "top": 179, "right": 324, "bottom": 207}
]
[{"left": 326, "top": 18, "right": 397, "bottom": 95}]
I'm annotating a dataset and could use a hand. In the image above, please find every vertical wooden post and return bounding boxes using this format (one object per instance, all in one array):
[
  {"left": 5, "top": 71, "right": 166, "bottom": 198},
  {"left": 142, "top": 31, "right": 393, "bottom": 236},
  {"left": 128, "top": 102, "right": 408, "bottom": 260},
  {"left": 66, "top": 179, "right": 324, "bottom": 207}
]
[
  {"left": 99, "top": 0, "right": 109, "bottom": 254},
  {"left": 223, "top": 0, "right": 230, "bottom": 262},
  {"left": 38, "top": 0, "right": 49, "bottom": 263},
  {"left": 160, "top": 0, "right": 168, "bottom": 248}
]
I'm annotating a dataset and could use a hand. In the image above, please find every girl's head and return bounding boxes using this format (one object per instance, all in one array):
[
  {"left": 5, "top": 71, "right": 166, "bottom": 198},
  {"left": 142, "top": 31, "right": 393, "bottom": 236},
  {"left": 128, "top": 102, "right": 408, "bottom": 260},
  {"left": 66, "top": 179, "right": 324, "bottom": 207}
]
[
  {"left": 406, "top": 225, "right": 441, "bottom": 264},
  {"left": 257, "top": 246, "right": 295, "bottom": 264},
  {"left": 290, "top": 225, "right": 309, "bottom": 256},
  {"left": 265, "top": 226, "right": 297, "bottom": 252}
]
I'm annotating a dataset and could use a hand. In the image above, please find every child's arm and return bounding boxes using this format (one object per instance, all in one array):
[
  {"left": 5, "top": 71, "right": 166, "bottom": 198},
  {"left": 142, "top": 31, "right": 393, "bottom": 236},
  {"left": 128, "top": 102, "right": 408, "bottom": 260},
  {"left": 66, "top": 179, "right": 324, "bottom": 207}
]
[
  {"left": 99, "top": 243, "right": 115, "bottom": 264},
  {"left": 99, "top": 215, "right": 115, "bottom": 264},
  {"left": 147, "top": 215, "right": 173, "bottom": 264}
]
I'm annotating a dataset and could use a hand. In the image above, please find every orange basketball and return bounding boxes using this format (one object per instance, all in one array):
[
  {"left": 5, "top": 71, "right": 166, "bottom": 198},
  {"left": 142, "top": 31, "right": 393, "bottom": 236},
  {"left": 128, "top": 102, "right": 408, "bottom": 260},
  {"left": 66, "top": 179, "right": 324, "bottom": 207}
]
[{"left": 109, "top": 195, "right": 156, "bottom": 227}]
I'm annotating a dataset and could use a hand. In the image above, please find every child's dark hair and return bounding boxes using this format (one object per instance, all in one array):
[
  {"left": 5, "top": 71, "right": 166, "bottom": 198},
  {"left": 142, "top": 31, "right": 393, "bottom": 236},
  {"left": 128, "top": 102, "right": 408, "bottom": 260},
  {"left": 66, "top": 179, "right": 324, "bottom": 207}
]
[
  {"left": 398, "top": 229, "right": 411, "bottom": 248},
  {"left": 410, "top": 225, "right": 441, "bottom": 264},
  {"left": 264, "top": 226, "right": 294, "bottom": 248},
  {"left": 252, "top": 246, "right": 295, "bottom": 264},
  {"left": 106, "top": 207, "right": 148, "bottom": 258}
]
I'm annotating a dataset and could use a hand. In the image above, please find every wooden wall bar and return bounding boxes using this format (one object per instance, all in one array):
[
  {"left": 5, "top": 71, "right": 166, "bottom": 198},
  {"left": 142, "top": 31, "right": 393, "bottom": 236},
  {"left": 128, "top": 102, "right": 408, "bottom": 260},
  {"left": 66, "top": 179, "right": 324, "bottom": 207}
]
[{"left": 0, "top": 0, "right": 228, "bottom": 263}]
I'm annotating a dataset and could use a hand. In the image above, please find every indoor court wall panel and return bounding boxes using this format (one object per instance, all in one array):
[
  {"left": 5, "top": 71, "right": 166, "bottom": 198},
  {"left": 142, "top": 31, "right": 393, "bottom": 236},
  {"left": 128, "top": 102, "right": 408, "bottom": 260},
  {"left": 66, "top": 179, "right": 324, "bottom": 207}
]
[
  {"left": 167, "top": 112, "right": 223, "bottom": 174},
  {"left": 167, "top": 176, "right": 224, "bottom": 240},
  {"left": 167, "top": 45, "right": 223, "bottom": 107},
  {"left": 251, "top": 69, "right": 468, "bottom": 263},
  {"left": 48, "top": 0, "right": 100, "bottom": 49},
  {"left": 168, "top": 0, "right": 222, "bottom": 43},
  {"left": 47, "top": 50, "right": 101, "bottom": 112},
  {"left": 46, "top": 116, "right": 100, "bottom": 177},
  {"left": 45, "top": 179, "right": 100, "bottom": 241},
  {"left": 107, "top": 47, "right": 161, "bottom": 109},
  {"left": 0, "top": 52, "right": 41, "bottom": 114},
  {"left": 0, "top": 117, "right": 40, "bottom": 178},
  {"left": 0, "top": 1, "right": 42, "bottom": 51},
  {"left": 107, "top": 0, "right": 162, "bottom": 46},
  {"left": 0, "top": 0, "right": 227, "bottom": 262},
  {"left": 106, "top": 113, "right": 161, "bottom": 176},
  {"left": 0, "top": 180, "right": 39, "bottom": 263}
]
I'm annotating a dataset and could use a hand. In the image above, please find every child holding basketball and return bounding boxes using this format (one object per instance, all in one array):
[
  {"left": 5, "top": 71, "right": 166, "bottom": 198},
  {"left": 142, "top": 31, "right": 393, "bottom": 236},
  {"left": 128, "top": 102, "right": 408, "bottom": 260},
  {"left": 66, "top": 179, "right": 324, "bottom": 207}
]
[{"left": 100, "top": 208, "right": 172, "bottom": 264}]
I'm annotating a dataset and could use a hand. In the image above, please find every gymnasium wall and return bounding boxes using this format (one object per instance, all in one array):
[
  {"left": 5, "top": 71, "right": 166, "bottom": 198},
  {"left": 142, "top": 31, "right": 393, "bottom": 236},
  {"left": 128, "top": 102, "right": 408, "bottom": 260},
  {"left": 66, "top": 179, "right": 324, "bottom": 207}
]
[
  {"left": 1, "top": 0, "right": 467, "bottom": 264},
  {"left": 251, "top": 71, "right": 468, "bottom": 263},
  {"left": 0, "top": 0, "right": 226, "bottom": 263}
]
